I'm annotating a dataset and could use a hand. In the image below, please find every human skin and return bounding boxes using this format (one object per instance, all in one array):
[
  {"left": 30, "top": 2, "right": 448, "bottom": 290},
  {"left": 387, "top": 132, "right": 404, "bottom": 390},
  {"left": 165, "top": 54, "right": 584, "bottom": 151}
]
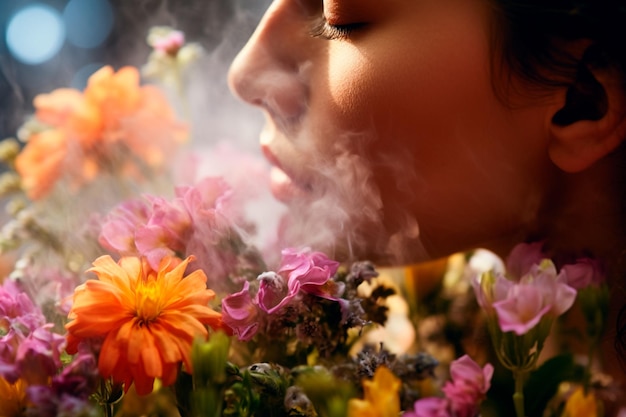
[
  {"left": 228, "top": 0, "right": 570, "bottom": 265},
  {"left": 229, "top": 0, "right": 626, "bottom": 409},
  {"left": 229, "top": 0, "right": 614, "bottom": 264}
]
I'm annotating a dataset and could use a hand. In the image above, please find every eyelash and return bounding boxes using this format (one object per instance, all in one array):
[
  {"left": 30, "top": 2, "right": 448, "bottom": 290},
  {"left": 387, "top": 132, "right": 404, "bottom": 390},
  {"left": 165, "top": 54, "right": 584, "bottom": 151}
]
[{"left": 309, "top": 17, "right": 363, "bottom": 41}]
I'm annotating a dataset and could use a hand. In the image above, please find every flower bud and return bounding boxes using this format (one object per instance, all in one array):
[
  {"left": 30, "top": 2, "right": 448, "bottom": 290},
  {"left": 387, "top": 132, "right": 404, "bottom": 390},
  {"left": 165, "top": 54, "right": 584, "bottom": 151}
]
[{"left": 191, "top": 331, "right": 230, "bottom": 386}]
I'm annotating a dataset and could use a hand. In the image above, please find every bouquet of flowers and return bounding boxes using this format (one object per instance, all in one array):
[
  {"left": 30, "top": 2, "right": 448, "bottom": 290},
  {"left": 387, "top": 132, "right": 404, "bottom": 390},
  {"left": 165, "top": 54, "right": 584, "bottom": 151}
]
[{"left": 0, "top": 28, "right": 618, "bottom": 417}]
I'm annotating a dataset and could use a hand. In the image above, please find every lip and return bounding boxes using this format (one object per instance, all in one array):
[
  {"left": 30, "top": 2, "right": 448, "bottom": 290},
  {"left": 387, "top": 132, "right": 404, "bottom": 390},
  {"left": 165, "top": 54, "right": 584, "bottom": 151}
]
[{"left": 260, "top": 139, "right": 311, "bottom": 203}]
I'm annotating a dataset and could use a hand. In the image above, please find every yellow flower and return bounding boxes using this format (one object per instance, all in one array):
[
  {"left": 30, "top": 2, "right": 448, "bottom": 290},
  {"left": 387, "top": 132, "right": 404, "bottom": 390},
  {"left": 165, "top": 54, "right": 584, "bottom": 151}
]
[
  {"left": 562, "top": 386, "right": 599, "bottom": 417},
  {"left": 65, "top": 255, "right": 223, "bottom": 396},
  {"left": 348, "top": 366, "right": 401, "bottom": 417},
  {"left": 0, "top": 377, "right": 28, "bottom": 417}
]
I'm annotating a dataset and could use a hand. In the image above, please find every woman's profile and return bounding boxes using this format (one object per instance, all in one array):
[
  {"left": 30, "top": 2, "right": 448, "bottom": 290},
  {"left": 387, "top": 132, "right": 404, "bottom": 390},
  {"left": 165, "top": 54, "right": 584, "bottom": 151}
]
[{"left": 228, "top": 0, "right": 626, "bottom": 414}]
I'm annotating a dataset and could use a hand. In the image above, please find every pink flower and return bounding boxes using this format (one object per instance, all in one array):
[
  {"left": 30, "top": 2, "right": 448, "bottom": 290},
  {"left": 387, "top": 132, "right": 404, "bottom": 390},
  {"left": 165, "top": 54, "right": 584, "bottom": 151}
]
[
  {"left": 0, "top": 281, "right": 65, "bottom": 384},
  {"left": 134, "top": 196, "right": 191, "bottom": 269},
  {"left": 15, "top": 325, "right": 65, "bottom": 385},
  {"left": 0, "top": 281, "right": 45, "bottom": 332},
  {"left": 278, "top": 247, "right": 341, "bottom": 298},
  {"left": 442, "top": 355, "right": 493, "bottom": 417},
  {"left": 257, "top": 248, "right": 340, "bottom": 314},
  {"left": 153, "top": 30, "right": 185, "bottom": 55},
  {"left": 448, "top": 355, "right": 493, "bottom": 394},
  {"left": 221, "top": 281, "right": 260, "bottom": 341},
  {"left": 505, "top": 241, "right": 545, "bottom": 279},
  {"left": 491, "top": 263, "right": 576, "bottom": 335},
  {"left": 99, "top": 177, "right": 241, "bottom": 288},
  {"left": 404, "top": 397, "right": 451, "bottom": 417},
  {"left": 492, "top": 284, "right": 551, "bottom": 335},
  {"left": 257, "top": 272, "right": 288, "bottom": 314},
  {"left": 561, "top": 258, "right": 605, "bottom": 289},
  {"left": 99, "top": 198, "right": 151, "bottom": 254}
]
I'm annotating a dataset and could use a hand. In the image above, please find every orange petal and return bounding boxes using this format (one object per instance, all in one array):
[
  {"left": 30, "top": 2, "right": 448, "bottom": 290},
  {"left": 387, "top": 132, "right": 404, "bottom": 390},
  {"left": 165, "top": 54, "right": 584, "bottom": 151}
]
[
  {"left": 33, "top": 88, "right": 83, "bottom": 126},
  {"left": 15, "top": 130, "right": 67, "bottom": 199},
  {"left": 140, "top": 327, "right": 163, "bottom": 378}
]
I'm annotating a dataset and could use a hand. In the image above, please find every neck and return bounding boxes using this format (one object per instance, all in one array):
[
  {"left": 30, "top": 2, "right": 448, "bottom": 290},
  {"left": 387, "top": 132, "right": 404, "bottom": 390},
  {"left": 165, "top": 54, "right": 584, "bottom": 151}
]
[{"left": 534, "top": 152, "right": 626, "bottom": 269}]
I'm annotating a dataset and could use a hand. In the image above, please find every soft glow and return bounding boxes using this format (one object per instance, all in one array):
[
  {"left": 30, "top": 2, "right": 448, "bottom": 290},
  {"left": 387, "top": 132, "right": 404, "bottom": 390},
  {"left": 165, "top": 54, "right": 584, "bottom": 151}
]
[
  {"left": 63, "top": 0, "right": 114, "bottom": 49},
  {"left": 6, "top": 4, "right": 65, "bottom": 65}
]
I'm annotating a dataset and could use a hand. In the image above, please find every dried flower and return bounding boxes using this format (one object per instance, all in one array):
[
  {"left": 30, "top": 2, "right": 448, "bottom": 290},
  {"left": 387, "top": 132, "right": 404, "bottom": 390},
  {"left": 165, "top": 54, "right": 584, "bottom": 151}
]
[{"left": 65, "top": 255, "right": 222, "bottom": 395}]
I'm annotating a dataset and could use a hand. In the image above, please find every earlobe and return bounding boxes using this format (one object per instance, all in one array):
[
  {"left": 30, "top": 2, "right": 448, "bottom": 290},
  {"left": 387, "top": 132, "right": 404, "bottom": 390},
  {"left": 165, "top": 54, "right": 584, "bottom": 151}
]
[{"left": 548, "top": 66, "right": 626, "bottom": 173}]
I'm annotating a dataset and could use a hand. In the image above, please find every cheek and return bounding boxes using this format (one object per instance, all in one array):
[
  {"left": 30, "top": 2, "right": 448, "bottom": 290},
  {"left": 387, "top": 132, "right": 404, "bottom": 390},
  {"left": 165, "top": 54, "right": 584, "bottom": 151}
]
[{"left": 323, "top": 10, "right": 496, "bottom": 148}]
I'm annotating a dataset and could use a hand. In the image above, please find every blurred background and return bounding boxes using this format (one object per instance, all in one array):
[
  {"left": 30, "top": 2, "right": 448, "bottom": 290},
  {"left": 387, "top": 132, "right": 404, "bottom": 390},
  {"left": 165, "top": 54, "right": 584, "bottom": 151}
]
[{"left": 0, "top": 0, "right": 271, "bottom": 145}]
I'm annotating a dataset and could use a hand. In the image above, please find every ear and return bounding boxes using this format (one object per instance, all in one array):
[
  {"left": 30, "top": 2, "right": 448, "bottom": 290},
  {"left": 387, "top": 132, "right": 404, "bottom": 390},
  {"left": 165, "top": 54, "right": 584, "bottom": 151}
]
[{"left": 548, "top": 61, "right": 626, "bottom": 173}]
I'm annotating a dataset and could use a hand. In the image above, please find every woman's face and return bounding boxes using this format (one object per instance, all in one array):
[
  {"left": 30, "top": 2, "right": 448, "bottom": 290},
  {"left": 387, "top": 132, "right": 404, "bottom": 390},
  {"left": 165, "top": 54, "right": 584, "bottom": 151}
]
[{"left": 229, "top": 0, "right": 560, "bottom": 265}]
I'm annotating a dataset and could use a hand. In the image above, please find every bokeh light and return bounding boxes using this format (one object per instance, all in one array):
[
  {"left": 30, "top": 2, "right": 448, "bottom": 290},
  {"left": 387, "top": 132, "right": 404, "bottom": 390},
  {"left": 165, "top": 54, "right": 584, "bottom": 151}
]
[
  {"left": 63, "top": 0, "right": 114, "bottom": 49},
  {"left": 6, "top": 4, "right": 66, "bottom": 65}
]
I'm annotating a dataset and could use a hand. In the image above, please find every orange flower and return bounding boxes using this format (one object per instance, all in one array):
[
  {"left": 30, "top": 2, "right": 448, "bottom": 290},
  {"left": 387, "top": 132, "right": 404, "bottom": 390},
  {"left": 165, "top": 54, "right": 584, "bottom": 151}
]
[
  {"left": 65, "top": 255, "right": 222, "bottom": 396},
  {"left": 347, "top": 366, "right": 401, "bottom": 417},
  {"left": 0, "top": 377, "right": 28, "bottom": 417},
  {"left": 15, "top": 66, "right": 186, "bottom": 200}
]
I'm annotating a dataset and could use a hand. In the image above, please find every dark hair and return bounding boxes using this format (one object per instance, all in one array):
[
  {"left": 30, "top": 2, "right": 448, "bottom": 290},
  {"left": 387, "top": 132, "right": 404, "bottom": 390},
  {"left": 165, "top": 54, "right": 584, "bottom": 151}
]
[
  {"left": 493, "top": 0, "right": 626, "bottom": 366},
  {"left": 492, "top": 1, "right": 626, "bottom": 88}
]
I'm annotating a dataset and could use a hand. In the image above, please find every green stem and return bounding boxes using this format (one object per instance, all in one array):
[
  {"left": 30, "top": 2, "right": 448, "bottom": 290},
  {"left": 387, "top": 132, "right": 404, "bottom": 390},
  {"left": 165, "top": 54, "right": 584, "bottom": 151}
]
[
  {"left": 584, "top": 342, "right": 596, "bottom": 394},
  {"left": 513, "top": 370, "right": 526, "bottom": 417}
]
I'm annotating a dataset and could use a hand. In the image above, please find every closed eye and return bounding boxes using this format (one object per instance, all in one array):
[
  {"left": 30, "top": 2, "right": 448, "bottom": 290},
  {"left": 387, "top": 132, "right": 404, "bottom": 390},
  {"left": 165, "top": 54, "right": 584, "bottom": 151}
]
[{"left": 309, "top": 17, "right": 364, "bottom": 40}]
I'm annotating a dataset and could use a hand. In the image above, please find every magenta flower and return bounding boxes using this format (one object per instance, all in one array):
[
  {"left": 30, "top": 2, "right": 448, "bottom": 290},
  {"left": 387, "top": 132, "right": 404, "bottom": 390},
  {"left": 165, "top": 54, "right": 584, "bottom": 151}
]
[
  {"left": 278, "top": 247, "right": 341, "bottom": 299},
  {"left": 15, "top": 325, "right": 65, "bottom": 385},
  {"left": 0, "top": 280, "right": 47, "bottom": 382},
  {"left": 0, "top": 281, "right": 65, "bottom": 386},
  {"left": 27, "top": 350, "right": 98, "bottom": 417},
  {"left": 257, "top": 248, "right": 340, "bottom": 314},
  {"left": 406, "top": 356, "right": 492, "bottom": 417},
  {"left": 441, "top": 355, "right": 493, "bottom": 417},
  {"left": 257, "top": 272, "right": 288, "bottom": 314},
  {"left": 221, "top": 281, "right": 260, "bottom": 341},
  {"left": 404, "top": 397, "right": 451, "bottom": 417},
  {"left": 0, "top": 280, "right": 45, "bottom": 333}
]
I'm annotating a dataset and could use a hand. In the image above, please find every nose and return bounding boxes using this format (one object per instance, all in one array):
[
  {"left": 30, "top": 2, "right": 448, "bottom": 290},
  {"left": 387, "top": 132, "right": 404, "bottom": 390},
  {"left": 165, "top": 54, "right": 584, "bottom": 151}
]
[{"left": 228, "top": 1, "right": 310, "bottom": 124}]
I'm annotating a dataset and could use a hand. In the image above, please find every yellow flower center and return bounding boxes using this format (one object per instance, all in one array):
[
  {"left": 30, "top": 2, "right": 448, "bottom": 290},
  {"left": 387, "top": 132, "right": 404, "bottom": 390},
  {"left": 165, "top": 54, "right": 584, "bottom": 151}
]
[{"left": 135, "top": 279, "right": 164, "bottom": 325}]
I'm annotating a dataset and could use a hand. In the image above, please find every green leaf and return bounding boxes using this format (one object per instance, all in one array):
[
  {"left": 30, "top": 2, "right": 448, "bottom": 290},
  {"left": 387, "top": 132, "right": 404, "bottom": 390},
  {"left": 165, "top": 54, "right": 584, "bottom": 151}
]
[{"left": 524, "top": 353, "right": 585, "bottom": 417}]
